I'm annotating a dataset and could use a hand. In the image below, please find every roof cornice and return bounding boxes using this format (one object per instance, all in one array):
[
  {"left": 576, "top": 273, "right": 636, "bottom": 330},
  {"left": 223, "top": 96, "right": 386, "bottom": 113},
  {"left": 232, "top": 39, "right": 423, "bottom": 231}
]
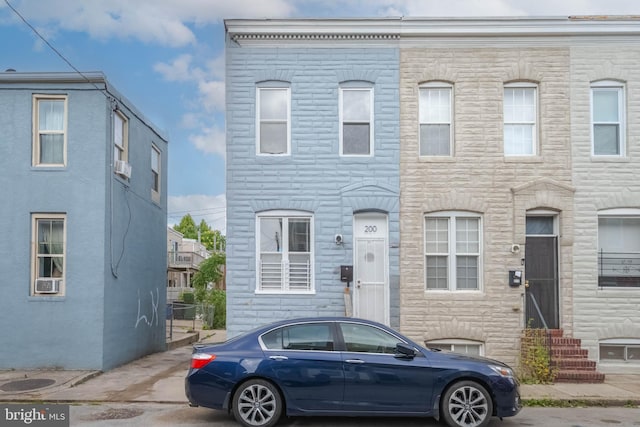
[
  {"left": 0, "top": 71, "right": 106, "bottom": 84},
  {"left": 225, "top": 16, "right": 640, "bottom": 46}
]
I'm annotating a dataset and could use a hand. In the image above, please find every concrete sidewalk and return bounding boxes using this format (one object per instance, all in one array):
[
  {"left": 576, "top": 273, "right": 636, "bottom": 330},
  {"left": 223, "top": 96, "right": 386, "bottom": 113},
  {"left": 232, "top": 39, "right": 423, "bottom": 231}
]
[{"left": 1, "top": 323, "right": 639, "bottom": 406}]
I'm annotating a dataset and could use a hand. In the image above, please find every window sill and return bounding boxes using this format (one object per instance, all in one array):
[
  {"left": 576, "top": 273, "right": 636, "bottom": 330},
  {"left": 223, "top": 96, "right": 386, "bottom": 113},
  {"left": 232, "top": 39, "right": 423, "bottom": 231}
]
[
  {"left": 31, "top": 165, "right": 67, "bottom": 171},
  {"left": 28, "top": 295, "right": 66, "bottom": 301},
  {"left": 424, "top": 289, "right": 484, "bottom": 299},
  {"left": 418, "top": 156, "right": 455, "bottom": 163},
  {"left": 591, "top": 156, "right": 630, "bottom": 163},
  {"left": 255, "top": 290, "right": 316, "bottom": 295},
  {"left": 504, "top": 156, "right": 543, "bottom": 163},
  {"left": 597, "top": 287, "right": 640, "bottom": 296}
]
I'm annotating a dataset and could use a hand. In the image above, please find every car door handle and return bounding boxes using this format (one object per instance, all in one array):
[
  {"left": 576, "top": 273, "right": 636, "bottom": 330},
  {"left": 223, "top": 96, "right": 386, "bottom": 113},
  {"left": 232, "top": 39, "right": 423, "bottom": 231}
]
[
  {"left": 345, "top": 359, "right": 365, "bottom": 364},
  {"left": 269, "top": 355, "right": 288, "bottom": 361}
]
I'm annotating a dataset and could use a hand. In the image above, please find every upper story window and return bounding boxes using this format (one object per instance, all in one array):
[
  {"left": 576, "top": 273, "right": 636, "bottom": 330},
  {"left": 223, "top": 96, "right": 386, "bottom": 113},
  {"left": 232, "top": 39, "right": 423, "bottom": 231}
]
[
  {"left": 114, "top": 110, "right": 129, "bottom": 164},
  {"left": 504, "top": 83, "right": 537, "bottom": 156},
  {"left": 33, "top": 95, "right": 67, "bottom": 166},
  {"left": 257, "top": 86, "right": 290, "bottom": 155},
  {"left": 257, "top": 211, "right": 313, "bottom": 293},
  {"left": 419, "top": 82, "right": 452, "bottom": 156},
  {"left": 425, "top": 212, "right": 482, "bottom": 291},
  {"left": 151, "top": 144, "right": 161, "bottom": 203},
  {"left": 31, "top": 213, "right": 66, "bottom": 296},
  {"left": 340, "top": 86, "right": 373, "bottom": 156},
  {"left": 598, "top": 209, "right": 640, "bottom": 288},
  {"left": 592, "top": 81, "right": 625, "bottom": 156}
]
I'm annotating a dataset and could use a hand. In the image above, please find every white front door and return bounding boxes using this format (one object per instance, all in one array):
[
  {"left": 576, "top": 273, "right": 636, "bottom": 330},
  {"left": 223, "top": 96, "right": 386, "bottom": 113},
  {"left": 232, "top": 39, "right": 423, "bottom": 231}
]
[{"left": 353, "top": 213, "right": 389, "bottom": 325}]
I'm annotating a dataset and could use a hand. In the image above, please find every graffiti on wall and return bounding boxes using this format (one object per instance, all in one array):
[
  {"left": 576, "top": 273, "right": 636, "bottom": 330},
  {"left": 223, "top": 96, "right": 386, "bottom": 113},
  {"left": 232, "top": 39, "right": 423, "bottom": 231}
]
[{"left": 135, "top": 288, "right": 159, "bottom": 328}]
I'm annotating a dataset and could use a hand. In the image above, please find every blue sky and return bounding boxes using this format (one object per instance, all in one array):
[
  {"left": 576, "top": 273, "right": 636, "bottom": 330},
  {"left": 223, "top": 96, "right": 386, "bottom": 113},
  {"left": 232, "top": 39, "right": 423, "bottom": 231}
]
[{"left": 1, "top": 0, "right": 637, "bottom": 234}]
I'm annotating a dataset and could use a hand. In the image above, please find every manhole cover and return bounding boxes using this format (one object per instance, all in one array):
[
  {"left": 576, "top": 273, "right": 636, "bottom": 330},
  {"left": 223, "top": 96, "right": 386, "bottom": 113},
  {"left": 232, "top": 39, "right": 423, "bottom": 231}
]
[
  {"left": 91, "top": 408, "right": 144, "bottom": 420},
  {"left": 1, "top": 378, "right": 56, "bottom": 392}
]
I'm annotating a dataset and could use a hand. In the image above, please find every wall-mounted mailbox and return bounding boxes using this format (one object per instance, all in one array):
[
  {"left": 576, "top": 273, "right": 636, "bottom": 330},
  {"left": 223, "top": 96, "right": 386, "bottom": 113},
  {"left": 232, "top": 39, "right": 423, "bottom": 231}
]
[
  {"left": 340, "top": 265, "right": 353, "bottom": 283},
  {"left": 509, "top": 270, "right": 522, "bottom": 287}
]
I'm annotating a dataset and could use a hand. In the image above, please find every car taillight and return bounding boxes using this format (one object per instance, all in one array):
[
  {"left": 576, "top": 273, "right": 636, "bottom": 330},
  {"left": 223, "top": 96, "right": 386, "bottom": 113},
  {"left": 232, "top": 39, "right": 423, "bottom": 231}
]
[{"left": 191, "top": 353, "right": 216, "bottom": 369}]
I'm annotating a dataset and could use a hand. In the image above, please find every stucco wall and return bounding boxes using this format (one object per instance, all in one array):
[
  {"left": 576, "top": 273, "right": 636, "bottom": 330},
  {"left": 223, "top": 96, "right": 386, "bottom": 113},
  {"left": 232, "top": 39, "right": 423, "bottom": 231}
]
[{"left": 0, "top": 78, "right": 167, "bottom": 370}]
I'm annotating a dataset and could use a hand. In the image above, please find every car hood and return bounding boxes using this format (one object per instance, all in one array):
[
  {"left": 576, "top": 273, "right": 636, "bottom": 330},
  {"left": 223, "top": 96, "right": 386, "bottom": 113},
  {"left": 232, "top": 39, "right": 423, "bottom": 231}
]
[{"left": 427, "top": 348, "right": 510, "bottom": 367}]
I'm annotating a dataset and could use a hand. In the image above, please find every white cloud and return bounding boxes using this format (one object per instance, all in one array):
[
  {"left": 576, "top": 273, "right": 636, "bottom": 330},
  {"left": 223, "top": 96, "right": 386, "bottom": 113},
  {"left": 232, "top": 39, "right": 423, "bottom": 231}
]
[
  {"left": 189, "top": 125, "right": 226, "bottom": 158},
  {"left": 5, "top": 0, "right": 296, "bottom": 47},
  {"left": 168, "top": 193, "right": 227, "bottom": 234}
]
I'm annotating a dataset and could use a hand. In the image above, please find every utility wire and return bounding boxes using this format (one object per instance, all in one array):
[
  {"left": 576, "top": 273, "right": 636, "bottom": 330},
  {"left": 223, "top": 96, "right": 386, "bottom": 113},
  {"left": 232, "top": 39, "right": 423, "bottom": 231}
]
[{"left": 3, "top": 0, "right": 108, "bottom": 96}]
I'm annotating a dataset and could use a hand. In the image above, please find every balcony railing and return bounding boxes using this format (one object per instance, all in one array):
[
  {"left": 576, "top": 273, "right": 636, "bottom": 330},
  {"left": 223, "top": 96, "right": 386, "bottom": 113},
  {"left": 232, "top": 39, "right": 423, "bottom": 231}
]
[
  {"left": 168, "top": 251, "right": 206, "bottom": 269},
  {"left": 598, "top": 251, "right": 640, "bottom": 288}
]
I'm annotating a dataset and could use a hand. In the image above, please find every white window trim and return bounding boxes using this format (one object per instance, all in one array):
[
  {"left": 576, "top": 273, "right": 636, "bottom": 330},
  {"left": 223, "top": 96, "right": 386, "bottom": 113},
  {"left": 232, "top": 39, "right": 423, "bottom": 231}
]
[
  {"left": 591, "top": 80, "right": 625, "bottom": 157},
  {"left": 503, "top": 82, "right": 538, "bottom": 157},
  {"left": 597, "top": 208, "right": 640, "bottom": 289},
  {"left": 424, "top": 211, "right": 483, "bottom": 292},
  {"left": 255, "top": 210, "right": 315, "bottom": 294},
  {"left": 426, "top": 339, "right": 485, "bottom": 356},
  {"left": 419, "top": 82, "right": 453, "bottom": 157},
  {"left": 339, "top": 86, "right": 374, "bottom": 157},
  {"left": 256, "top": 86, "right": 291, "bottom": 156},
  {"left": 151, "top": 144, "right": 161, "bottom": 203},
  {"left": 114, "top": 110, "right": 129, "bottom": 164},
  {"left": 599, "top": 339, "right": 640, "bottom": 362},
  {"left": 32, "top": 94, "right": 68, "bottom": 167},
  {"left": 31, "top": 213, "right": 66, "bottom": 296}
]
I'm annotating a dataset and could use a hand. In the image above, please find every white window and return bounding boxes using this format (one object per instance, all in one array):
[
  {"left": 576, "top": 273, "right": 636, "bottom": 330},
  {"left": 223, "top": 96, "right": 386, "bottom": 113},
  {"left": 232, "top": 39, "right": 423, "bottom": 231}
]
[
  {"left": 257, "top": 211, "right": 313, "bottom": 293},
  {"left": 33, "top": 95, "right": 67, "bottom": 166},
  {"left": 600, "top": 339, "right": 640, "bottom": 362},
  {"left": 151, "top": 145, "right": 161, "bottom": 203},
  {"left": 425, "top": 212, "right": 481, "bottom": 291},
  {"left": 426, "top": 339, "right": 484, "bottom": 356},
  {"left": 419, "top": 83, "right": 452, "bottom": 156},
  {"left": 114, "top": 110, "right": 128, "bottom": 164},
  {"left": 592, "top": 81, "right": 625, "bottom": 156},
  {"left": 31, "top": 214, "right": 66, "bottom": 296},
  {"left": 598, "top": 210, "right": 640, "bottom": 288},
  {"left": 504, "top": 84, "right": 537, "bottom": 156},
  {"left": 340, "top": 87, "right": 373, "bottom": 156},
  {"left": 257, "top": 87, "right": 290, "bottom": 155}
]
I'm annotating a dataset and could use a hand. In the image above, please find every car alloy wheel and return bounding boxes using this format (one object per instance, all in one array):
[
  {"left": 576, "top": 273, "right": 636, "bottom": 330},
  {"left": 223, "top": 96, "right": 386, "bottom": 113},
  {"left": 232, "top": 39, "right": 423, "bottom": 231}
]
[
  {"left": 442, "top": 380, "right": 493, "bottom": 427},
  {"left": 232, "top": 379, "right": 282, "bottom": 427}
]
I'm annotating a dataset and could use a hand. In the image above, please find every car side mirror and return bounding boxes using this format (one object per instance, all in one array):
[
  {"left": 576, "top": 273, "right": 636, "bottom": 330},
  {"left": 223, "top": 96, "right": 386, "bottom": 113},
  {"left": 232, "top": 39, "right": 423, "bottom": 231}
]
[{"left": 395, "top": 342, "right": 417, "bottom": 359}]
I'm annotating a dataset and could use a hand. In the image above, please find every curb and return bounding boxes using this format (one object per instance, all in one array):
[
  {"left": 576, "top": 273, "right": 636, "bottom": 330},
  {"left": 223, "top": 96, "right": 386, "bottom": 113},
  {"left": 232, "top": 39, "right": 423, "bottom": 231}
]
[
  {"left": 521, "top": 398, "right": 640, "bottom": 408},
  {"left": 166, "top": 332, "right": 200, "bottom": 350}
]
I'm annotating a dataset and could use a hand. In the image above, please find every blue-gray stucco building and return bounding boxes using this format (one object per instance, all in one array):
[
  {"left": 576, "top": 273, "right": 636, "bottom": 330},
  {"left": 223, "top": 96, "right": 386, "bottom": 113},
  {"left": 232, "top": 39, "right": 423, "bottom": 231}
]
[
  {"left": 224, "top": 20, "right": 400, "bottom": 337},
  {"left": 0, "top": 71, "right": 168, "bottom": 370}
]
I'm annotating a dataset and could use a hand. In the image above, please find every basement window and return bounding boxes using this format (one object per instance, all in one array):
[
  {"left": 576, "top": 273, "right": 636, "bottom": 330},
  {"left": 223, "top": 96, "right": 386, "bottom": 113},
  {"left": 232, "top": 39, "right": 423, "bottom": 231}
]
[{"left": 599, "top": 339, "right": 640, "bottom": 362}]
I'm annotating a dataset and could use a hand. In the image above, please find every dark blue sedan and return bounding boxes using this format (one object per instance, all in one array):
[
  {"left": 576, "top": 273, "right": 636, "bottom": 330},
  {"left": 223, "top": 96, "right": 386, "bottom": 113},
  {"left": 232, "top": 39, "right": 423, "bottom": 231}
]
[{"left": 185, "top": 317, "right": 521, "bottom": 427}]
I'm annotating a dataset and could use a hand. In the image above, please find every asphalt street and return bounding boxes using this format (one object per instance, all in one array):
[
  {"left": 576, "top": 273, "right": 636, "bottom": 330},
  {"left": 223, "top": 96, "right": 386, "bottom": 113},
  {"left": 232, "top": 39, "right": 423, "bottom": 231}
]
[{"left": 68, "top": 404, "right": 640, "bottom": 427}]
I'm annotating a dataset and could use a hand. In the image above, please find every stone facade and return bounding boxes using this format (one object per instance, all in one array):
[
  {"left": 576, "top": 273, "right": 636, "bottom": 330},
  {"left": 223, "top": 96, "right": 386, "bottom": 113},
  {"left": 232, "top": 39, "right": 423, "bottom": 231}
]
[
  {"left": 399, "top": 47, "right": 574, "bottom": 367},
  {"left": 570, "top": 46, "right": 640, "bottom": 373}
]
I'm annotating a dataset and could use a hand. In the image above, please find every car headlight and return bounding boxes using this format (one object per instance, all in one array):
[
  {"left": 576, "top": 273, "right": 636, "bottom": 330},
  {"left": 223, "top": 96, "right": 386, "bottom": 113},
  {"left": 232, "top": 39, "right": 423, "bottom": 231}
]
[{"left": 489, "top": 365, "right": 514, "bottom": 377}]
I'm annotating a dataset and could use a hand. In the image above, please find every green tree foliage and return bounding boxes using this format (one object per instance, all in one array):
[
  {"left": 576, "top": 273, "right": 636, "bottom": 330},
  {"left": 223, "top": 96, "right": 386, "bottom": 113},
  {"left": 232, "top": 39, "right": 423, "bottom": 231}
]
[
  {"left": 191, "top": 252, "right": 227, "bottom": 329},
  {"left": 173, "top": 215, "right": 226, "bottom": 252},
  {"left": 174, "top": 214, "right": 198, "bottom": 239}
]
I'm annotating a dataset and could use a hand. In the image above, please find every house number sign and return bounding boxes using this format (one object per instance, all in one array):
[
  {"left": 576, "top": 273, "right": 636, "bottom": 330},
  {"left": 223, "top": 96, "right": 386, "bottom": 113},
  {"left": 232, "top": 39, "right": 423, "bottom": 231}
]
[{"left": 364, "top": 225, "right": 378, "bottom": 233}]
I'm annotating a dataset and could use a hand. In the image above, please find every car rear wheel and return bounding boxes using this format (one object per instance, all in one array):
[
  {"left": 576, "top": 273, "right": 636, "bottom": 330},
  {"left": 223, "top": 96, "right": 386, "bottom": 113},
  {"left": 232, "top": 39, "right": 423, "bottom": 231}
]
[
  {"left": 232, "top": 379, "right": 282, "bottom": 427},
  {"left": 441, "top": 380, "right": 493, "bottom": 427}
]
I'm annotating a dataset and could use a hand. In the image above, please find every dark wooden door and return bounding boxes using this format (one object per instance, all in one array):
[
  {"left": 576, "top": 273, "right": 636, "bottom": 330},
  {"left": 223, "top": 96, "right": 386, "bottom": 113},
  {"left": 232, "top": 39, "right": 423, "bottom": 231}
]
[{"left": 525, "top": 236, "right": 559, "bottom": 329}]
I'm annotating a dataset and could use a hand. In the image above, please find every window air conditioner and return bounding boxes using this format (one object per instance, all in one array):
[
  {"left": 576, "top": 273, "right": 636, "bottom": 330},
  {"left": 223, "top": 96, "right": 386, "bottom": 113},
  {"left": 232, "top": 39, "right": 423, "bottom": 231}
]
[
  {"left": 35, "top": 278, "right": 61, "bottom": 294},
  {"left": 114, "top": 160, "right": 132, "bottom": 179}
]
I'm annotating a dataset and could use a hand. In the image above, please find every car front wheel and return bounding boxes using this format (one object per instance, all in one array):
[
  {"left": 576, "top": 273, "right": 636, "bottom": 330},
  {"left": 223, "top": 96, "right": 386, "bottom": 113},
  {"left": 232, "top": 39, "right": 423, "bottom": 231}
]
[
  {"left": 441, "top": 380, "right": 493, "bottom": 427},
  {"left": 232, "top": 379, "right": 283, "bottom": 427}
]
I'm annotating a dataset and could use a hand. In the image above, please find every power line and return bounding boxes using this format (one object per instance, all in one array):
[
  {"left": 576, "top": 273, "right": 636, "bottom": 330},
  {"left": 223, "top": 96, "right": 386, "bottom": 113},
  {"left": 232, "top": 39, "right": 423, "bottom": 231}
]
[{"left": 4, "top": 0, "right": 109, "bottom": 97}]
